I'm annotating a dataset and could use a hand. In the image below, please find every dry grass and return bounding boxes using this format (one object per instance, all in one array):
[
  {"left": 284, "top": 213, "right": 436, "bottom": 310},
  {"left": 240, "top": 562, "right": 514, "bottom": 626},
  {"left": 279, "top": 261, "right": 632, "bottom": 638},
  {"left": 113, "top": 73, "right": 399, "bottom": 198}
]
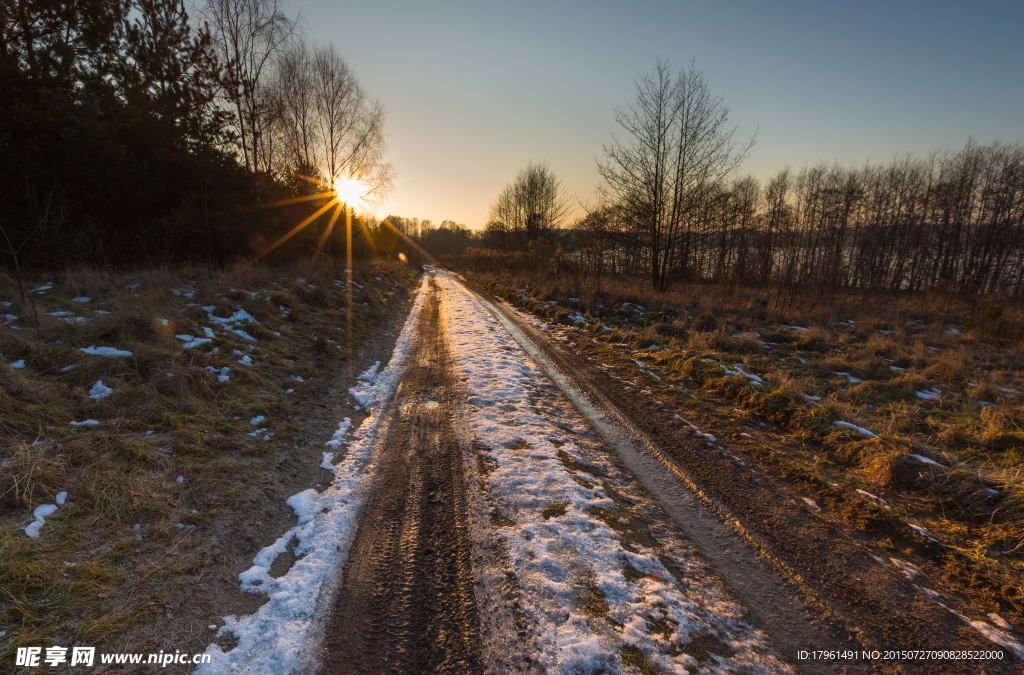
[
  {"left": 0, "top": 258, "right": 418, "bottom": 666},
  {"left": 467, "top": 265, "right": 1024, "bottom": 615}
]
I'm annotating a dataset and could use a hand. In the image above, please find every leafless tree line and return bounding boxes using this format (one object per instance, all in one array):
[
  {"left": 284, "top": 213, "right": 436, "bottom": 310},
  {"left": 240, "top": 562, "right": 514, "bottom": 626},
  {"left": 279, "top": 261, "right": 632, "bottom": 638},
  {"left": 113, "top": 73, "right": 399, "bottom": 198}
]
[
  {"left": 507, "top": 60, "right": 1020, "bottom": 299},
  {"left": 487, "top": 160, "right": 572, "bottom": 247},
  {"left": 196, "top": 0, "right": 393, "bottom": 200},
  {"left": 571, "top": 139, "right": 1024, "bottom": 298}
]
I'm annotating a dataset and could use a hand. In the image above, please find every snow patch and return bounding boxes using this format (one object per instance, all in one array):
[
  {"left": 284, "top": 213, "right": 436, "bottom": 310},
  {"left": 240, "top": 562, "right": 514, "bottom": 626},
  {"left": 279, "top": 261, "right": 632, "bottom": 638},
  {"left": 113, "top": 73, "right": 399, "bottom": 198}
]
[
  {"left": 205, "top": 366, "right": 230, "bottom": 382},
  {"left": 889, "top": 558, "right": 923, "bottom": 580},
  {"left": 856, "top": 489, "right": 887, "bottom": 506},
  {"left": 324, "top": 419, "right": 351, "bottom": 451},
  {"left": 25, "top": 503, "right": 59, "bottom": 538},
  {"left": 177, "top": 335, "right": 212, "bottom": 349},
  {"left": 80, "top": 345, "right": 133, "bottom": 357},
  {"left": 88, "top": 380, "right": 113, "bottom": 401},
  {"left": 834, "top": 421, "right": 876, "bottom": 437}
]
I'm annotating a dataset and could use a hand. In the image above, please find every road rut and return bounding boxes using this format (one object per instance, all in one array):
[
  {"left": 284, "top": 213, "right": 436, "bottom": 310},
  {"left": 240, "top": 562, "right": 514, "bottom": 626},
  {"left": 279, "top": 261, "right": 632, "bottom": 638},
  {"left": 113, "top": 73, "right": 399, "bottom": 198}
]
[{"left": 320, "top": 277, "right": 483, "bottom": 675}]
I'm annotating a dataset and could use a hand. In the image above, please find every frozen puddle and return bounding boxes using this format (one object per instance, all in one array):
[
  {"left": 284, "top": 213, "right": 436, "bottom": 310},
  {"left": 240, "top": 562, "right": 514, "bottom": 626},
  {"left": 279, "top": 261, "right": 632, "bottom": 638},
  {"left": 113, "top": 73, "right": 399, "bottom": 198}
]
[{"left": 436, "top": 270, "right": 791, "bottom": 674}]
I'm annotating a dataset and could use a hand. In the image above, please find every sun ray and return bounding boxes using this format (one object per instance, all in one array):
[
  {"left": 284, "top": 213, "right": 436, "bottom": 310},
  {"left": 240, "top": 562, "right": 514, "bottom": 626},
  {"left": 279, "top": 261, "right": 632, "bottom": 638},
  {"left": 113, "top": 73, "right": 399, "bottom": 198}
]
[
  {"left": 251, "top": 191, "right": 336, "bottom": 210},
  {"left": 290, "top": 172, "right": 333, "bottom": 190},
  {"left": 355, "top": 213, "right": 376, "bottom": 250},
  {"left": 255, "top": 198, "right": 339, "bottom": 262},
  {"left": 379, "top": 219, "right": 438, "bottom": 264},
  {"left": 315, "top": 202, "right": 344, "bottom": 258}
]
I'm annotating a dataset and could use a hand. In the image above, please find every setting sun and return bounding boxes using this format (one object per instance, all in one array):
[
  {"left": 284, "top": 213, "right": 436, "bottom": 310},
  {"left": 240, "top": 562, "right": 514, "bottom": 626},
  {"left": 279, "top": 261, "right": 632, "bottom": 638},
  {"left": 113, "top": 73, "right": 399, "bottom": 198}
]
[{"left": 333, "top": 176, "right": 365, "bottom": 207}]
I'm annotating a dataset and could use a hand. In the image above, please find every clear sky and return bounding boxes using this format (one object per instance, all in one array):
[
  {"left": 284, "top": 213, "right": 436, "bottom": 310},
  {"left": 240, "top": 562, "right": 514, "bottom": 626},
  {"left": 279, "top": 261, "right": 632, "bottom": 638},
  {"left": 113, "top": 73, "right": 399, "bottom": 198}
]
[{"left": 297, "top": 0, "right": 1023, "bottom": 229}]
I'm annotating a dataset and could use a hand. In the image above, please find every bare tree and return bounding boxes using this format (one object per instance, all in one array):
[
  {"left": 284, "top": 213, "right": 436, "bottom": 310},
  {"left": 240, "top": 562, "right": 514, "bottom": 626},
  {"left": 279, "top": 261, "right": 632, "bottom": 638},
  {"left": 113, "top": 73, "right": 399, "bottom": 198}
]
[
  {"left": 270, "top": 39, "right": 318, "bottom": 184},
  {"left": 266, "top": 41, "right": 393, "bottom": 205},
  {"left": 488, "top": 160, "right": 571, "bottom": 246},
  {"left": 200, "top": 0, "right": 296, "bottom": 174},
  {"left": 310, "top": 44, "right": 393, "bottom": 203},
  {"left": 598, "top": 59, "right": 756, "bottom": 291}
]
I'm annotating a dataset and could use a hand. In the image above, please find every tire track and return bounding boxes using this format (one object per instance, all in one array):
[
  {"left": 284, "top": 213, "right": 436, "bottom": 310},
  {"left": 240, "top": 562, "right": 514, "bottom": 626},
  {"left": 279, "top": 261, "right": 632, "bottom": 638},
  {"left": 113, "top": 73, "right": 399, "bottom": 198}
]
[{"left": 320, "top": 278, "right": 483, "bottom": 675}]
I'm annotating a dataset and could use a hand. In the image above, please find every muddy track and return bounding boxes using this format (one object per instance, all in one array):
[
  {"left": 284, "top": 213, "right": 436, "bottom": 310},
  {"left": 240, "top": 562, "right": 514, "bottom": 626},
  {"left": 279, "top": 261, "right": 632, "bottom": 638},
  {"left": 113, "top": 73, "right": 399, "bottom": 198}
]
[{"left": 320, "top": 278, "right": 483, "bottom": 675}]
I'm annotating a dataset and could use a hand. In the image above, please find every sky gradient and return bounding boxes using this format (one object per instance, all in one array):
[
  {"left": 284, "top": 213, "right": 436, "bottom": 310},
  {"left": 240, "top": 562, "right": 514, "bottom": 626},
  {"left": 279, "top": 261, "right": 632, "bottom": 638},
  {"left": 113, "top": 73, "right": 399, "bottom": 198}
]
[{"left": 299, "top": 0, "right": 1023, "bottom": 229}]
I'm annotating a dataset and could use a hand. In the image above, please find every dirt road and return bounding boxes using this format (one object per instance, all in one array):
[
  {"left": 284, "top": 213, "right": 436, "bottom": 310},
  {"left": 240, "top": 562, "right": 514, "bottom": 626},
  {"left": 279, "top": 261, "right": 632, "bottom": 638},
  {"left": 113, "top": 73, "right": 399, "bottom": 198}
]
[
  {"left": 321, "top": 278, "right": 483, "bottom": 674},
  {"left": 199, "top": 268, "right": 1020, "bottom": 675}
]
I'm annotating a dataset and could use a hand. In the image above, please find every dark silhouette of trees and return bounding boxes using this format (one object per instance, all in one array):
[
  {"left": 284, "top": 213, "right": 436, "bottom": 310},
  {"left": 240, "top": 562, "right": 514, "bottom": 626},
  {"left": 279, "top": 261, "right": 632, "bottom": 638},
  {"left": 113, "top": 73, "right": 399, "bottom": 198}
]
[
  {"left": 0, "top": 0, "right": 246, "bottom": 268},
  {"left": 1, "top": 0, "right": 394, "bottom": 269},
  {"left": 198, "top": 0, "right": 295, "bottom": 176},
  {"left": 488, "top": 160, "right": 571, "bottom": 247}
]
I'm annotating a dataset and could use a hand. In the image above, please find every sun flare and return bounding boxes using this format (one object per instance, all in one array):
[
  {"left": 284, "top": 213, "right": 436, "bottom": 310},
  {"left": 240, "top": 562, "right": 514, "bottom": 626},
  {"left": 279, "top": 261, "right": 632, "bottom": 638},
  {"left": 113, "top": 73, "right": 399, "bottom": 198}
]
[{"left": 333, "top": 176, "right": 365, "bottom": 207}]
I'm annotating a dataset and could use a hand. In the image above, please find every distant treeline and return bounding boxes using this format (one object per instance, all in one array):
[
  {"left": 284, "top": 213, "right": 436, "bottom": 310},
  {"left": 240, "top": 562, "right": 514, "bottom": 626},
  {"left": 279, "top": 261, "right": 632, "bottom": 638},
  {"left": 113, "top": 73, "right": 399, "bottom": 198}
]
[
  {"left": 565, "top": 140, "right": 1024, "bottom": 298},
  {"left": 471, "top": 62, "right": 1024, "bottom": 301}
]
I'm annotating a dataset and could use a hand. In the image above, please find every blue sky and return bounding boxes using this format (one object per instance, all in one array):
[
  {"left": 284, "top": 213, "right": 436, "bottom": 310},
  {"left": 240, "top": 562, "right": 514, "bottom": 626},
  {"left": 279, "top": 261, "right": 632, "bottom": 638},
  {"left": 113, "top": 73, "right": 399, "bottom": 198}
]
[{"left": 298, "top": 0, "right": 1023, "bottom": 228}]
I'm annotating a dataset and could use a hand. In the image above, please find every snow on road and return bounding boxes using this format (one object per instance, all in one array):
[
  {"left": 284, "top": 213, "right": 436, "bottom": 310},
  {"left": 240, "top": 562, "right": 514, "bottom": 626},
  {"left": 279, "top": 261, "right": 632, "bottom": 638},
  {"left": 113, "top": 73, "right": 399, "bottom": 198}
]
[
  {"left": 435, "top": 270, "right": 788, "bottom": 674},
  {"left": 195, "top": 269, "right": 787, "bottom": 674},
  {"left": 195, "top": 276, "right": 429, "bottom": 675}
]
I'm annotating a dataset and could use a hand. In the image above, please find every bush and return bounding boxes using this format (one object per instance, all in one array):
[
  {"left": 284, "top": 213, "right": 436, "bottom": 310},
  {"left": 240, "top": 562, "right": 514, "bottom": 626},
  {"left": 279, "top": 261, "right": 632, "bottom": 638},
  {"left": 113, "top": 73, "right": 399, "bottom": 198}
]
[
  {"left": 984, "top": 304, "right": 1004, "bottom": 322},
  {"left": 693, "top": 311, "right": 717, "bottom": 331}
]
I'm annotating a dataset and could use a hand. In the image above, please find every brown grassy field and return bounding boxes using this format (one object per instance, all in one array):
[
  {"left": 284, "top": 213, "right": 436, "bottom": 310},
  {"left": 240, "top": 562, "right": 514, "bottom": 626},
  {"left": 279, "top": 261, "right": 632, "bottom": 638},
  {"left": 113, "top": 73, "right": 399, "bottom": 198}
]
[
  {"left": 0, "top": 260, "right": 418, "bottom": 668},
  {"left": 464, "top": 266, "right": 1024, "bottom": 622}
]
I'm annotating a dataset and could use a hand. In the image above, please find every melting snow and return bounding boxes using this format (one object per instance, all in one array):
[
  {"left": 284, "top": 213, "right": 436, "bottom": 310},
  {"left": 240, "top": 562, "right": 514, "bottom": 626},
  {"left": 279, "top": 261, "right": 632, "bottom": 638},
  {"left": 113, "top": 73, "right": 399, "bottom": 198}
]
[
  {"left": 80, "top": 345, "right": 133, "bottom": 357},
  {"left": 88, "top": 380, "right": 113, "bottom": 401},
  {"left": 433, "top": 269, "right": 787, "bottom": 674},
  {"left": 907, "top": 523, "right": 939, "bottom": 542},
  {"left": 347, "top": 363, "right": 382, "bottom": 407},
  {"left": 196, "top": 275, "right": 429, "bottom": 675},
  {"left": 988, "top": 613, "right": 1015, "bottom": 632},
  {"left": 890, "top": 558, "right": 923, "bottom": 579},
  {"left": 856, "top": 489, "right": 887, "bottom": 506},
  {"left": 952, "top": 612, "right": 1024, "bottom": 658},
  {"left": 324, "top": 419, "right": 351, "bottom": 451},
  {"left": 834, "top": 421, "right": 876, "bottom": 437},
  {"left": 177, "top": 335, "right": 212, "bottom": 349},
  {"left": 205, "top": 366, "right": 230, "bottom": 382},
  {"left": 25, "top": 503, "right": 59, "bottom": 538}
]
